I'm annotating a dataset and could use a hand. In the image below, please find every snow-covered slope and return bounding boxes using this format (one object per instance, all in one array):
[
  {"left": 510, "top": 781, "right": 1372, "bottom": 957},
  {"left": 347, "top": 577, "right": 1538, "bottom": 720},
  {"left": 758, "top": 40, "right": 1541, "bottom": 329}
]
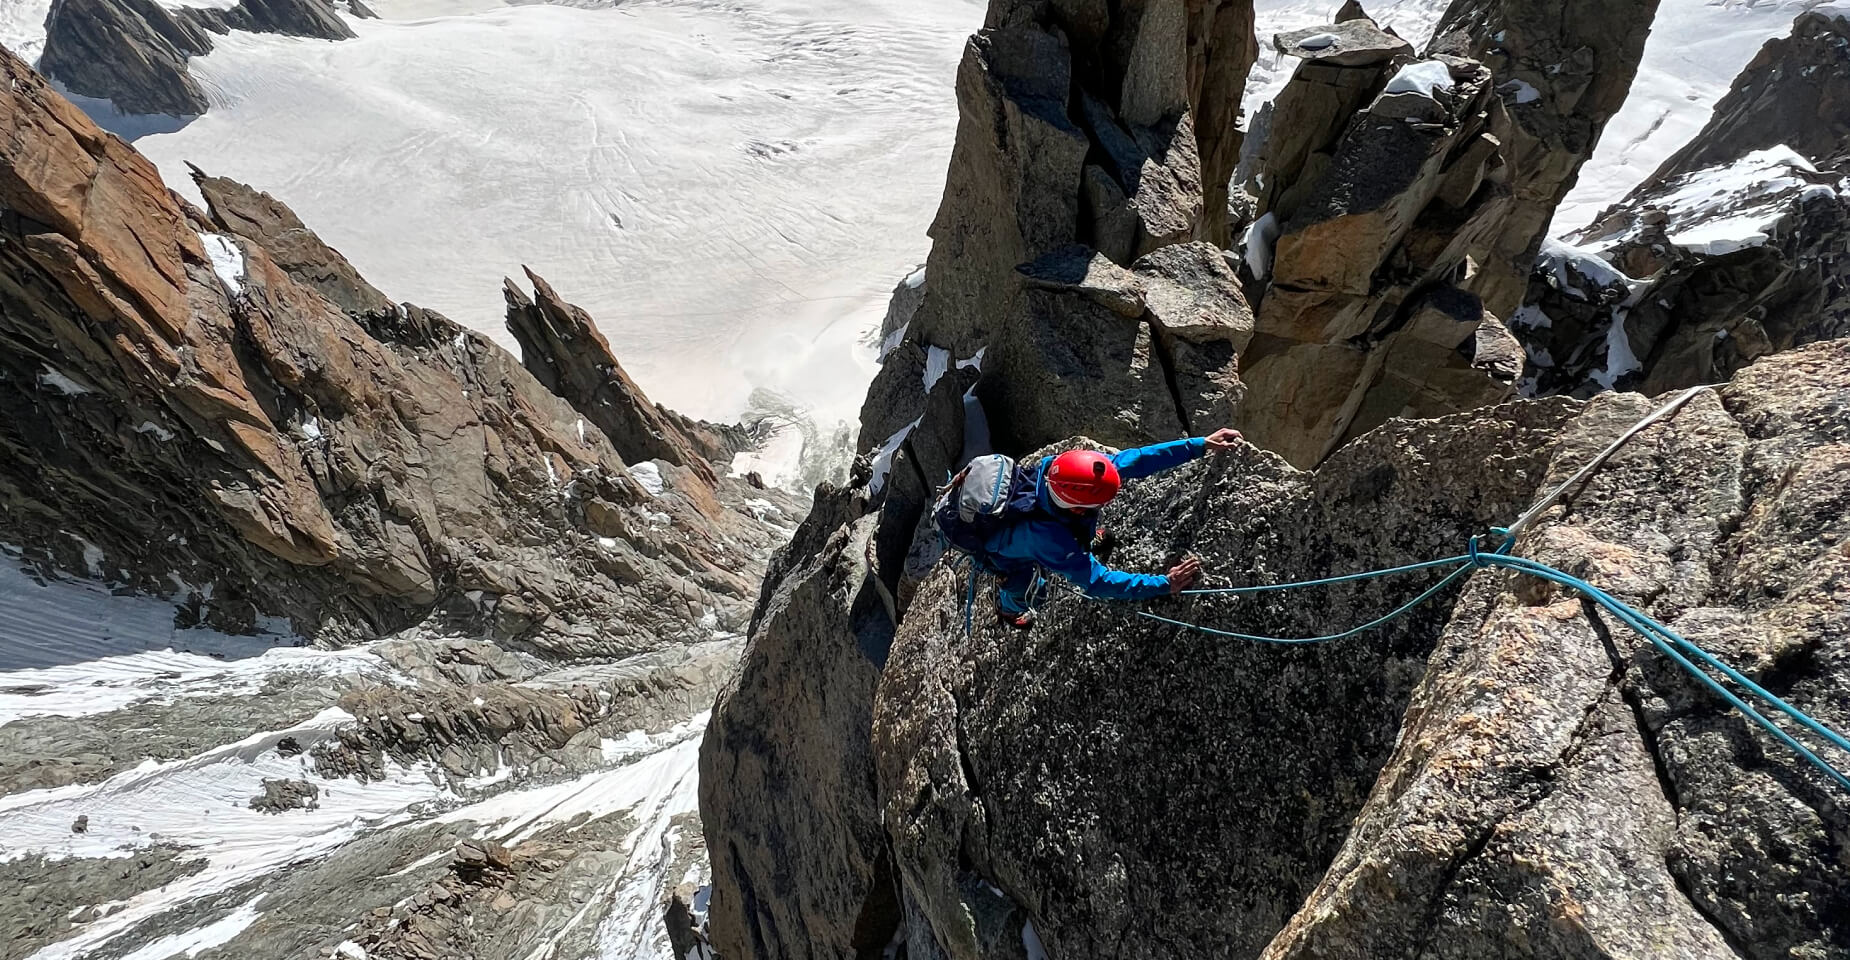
[{"left": 110, "top": 0, "right": 983, "bottom": 454}]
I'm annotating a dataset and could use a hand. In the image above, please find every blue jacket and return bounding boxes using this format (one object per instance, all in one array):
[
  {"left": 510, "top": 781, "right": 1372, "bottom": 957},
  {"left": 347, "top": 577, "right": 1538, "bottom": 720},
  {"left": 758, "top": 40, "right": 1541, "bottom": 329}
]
[{"left": 981, "top": 438, "right": 1208, "bottom": 599}]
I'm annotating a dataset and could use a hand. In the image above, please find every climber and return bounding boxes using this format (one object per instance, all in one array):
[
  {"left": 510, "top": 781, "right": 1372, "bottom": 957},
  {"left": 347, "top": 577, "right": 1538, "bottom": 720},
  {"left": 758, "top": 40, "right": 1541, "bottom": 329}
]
[{"left": 937, "top": 428, "right": 1244, "bottom": 629}]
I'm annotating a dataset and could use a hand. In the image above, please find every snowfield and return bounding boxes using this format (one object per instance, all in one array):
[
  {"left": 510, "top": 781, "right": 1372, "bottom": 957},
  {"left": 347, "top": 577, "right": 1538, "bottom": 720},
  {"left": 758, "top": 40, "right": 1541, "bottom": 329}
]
[{"left": 120, "top": 0, "right": 986, "bottom": 459}]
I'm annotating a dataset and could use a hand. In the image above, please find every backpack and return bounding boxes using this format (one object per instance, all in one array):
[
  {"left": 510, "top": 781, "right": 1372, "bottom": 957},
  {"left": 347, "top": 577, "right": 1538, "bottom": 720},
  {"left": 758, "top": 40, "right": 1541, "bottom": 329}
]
[{"left": 932, "top": 454, "right": 1047, "bottom": 572}]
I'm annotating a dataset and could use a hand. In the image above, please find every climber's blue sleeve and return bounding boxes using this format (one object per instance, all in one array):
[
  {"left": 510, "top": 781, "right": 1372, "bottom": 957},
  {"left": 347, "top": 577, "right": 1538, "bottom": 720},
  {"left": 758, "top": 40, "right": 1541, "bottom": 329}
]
[
  {"left": 1033, "top": 524, "right": 1171, "bottom": 600},
  {"left": 1110, "top": 437, "right": 1207, "bottom": 480}
]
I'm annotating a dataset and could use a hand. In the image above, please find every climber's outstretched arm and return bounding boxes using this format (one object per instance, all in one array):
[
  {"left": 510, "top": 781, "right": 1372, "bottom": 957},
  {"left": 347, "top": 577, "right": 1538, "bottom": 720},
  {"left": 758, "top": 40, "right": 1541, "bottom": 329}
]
[{"left": 1110, "top": 428, "right": 1243, "bottom": 480}]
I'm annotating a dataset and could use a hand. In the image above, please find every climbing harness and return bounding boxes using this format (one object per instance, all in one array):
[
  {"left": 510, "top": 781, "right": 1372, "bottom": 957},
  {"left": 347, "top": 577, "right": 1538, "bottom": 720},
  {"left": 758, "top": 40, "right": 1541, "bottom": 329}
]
[{"left": 1050, "top": 386, "right": 1850, "bottom": 794}]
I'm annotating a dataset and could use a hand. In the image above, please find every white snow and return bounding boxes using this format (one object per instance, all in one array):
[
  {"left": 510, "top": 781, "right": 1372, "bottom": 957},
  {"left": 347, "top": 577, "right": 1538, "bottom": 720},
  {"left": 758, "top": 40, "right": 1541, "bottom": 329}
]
[
  {"left": 1295, "top": 32, "right": 1339, "bottom": 50},
  {"left": 630, "top": 460, "right": 666, "bottom": 496},
  {"left": 903, "top": 266, "right": 927, "bottom": 289},
  {"left": 1538, "top": 236, "right": 1636, "bottom": 299},
  {"left": 1508, "top": 302, "right": 1553, "bottom": 330},
  {"left": 126, "top": 0, "right": 986, "bottom": 475},
  {"left": 1592, "top": 313, "right": 1643, "bottom": 390},
  {"left": 1581, "top": 146, "right": 1824, "bottom": 255},
  {"left": 0, "top": 0, "right": 54, "bottom": 64},
  {"left": 877, "top": 322, "right": 910, "bottom": 362},
  {"left": 956, "top": 346, "right": 986, "bottom": 372},
  {"left": 1383, "top": 60, "right": 1454, "bottom": 98},
  {"left": 1242, "top": 212, "right": 1280, "bottom": 282},
  {"left": 136, "top": 421, "right": 177, "bottom": 441},
  {"left": 1, "top": 710, "right": 451, "bottom": 960},
  {"left": 37, "top": 368, "right": 91, "bottom": 396},
  {"left": 923, "top": 344, "right": 951, "bottom": 392},
  {"left": 1553, "top": 0, "right": 1850, "bottom": 231},
  {"left": 867, "top": 417, "right": 920, "bottom": 495},
  {"left": 1245, "top": 0, "right": 1451, "bottom": 113},
  {"left": 117, "top": 894, "right": 267, "bottom": 960},
  {"left": 198, "top": 233, "right": 246, "bottom": 296}
]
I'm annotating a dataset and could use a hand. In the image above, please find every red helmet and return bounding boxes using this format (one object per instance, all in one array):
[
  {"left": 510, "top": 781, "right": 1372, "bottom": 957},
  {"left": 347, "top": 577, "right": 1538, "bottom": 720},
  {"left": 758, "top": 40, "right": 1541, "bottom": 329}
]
[{"left": 1045, "top": 450, "right": 1121, "bottom": 510}]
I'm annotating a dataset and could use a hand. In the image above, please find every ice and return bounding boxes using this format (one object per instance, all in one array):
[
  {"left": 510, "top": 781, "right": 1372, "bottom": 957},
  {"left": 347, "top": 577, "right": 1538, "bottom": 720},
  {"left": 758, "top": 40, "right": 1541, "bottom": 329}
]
[
  {"left": 1383, "top": 60, "right": 1454, "bottom": 98},
  {"left": 630, "top": 460, "right": 666, "bottom": 496},
  {"left": 198, "top": 233, "right": 246, "bottom": 295},
  {"left": 129, "top": 0, "right": 986, "bottom": 446}
]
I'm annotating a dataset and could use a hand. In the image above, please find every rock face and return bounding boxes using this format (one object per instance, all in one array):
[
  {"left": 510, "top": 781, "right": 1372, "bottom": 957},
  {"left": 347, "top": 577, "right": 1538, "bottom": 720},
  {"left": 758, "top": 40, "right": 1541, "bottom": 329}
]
[
  {"left": 1234, "top": 0, "right": 1661, "bottom": 468},
  {"left": 1513, "top": 13, "right": 1850, "bottom": 399},
  {"left": 0, "top": 45, "right": 783, "bottom": 654},
  {"left": 38, "top": 0, "right": 352, "bottom": 117},
  {"left": 700, "top": 3, "right": 1263, "bottom": 954},
  {"left": 873, "top": 340, "right": 1850, "bottom": 960}
]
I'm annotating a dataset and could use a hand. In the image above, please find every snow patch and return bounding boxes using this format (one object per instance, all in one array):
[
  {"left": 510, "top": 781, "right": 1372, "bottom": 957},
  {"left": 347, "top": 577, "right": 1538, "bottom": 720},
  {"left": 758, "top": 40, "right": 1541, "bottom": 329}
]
[
  {"left": 630, "top": 460, "right": 666, "bottom": 496},
  {"left": 1295, "top": 31, "right": 1338, "bottom": 50},
  {"left": 1242, "top": 212, "right": 1280, "bottom": 282},
  {"left": 868, "top": 418, "right": 920, "bottom": 495},
  {"left": 1508, "top": 303, "right": 1553, "bottom": 330},
  {"left": 1592, "top": 313, "right": 1642, "bottom": 390},
  {"left": 117, "top": 894, "right": 267, "bottom": 960},
  {"left": 923, "top": 344, "right": 951, "bottom": 392},
  {"left": 136, "top": 421, "right": 176, "bottom": 441},
  {"left": 1499, "top": 78, "right": 1541, "bottom": 104},
  {"left": 1383, "top": 60, "right": 1453, "bottom": 98},
  {"left": 903, "top": 266, "right": 927, "bottom": 289},
  {"left": 198, "top": 233, "right": 246, "bottom": 296},
  {"left": 38, "top": 368, "right": 92, "bottom": 396},
  {"left": 1538, "top": 237, "right": 1636, "bottom": 300}
]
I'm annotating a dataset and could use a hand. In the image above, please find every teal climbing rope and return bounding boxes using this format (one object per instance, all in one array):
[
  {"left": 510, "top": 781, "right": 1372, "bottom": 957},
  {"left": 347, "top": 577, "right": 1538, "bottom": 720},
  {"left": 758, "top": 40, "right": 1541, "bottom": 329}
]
[{"left": 1046, "top": 385, "right": 1850, "bottom": 792}]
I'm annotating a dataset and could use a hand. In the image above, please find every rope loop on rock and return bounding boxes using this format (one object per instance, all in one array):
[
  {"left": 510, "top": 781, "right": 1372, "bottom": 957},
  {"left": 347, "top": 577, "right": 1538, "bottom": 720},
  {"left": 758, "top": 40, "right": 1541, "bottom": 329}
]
[{"left": 1039, "top": 385, "right": 1850, "bottom": 793}]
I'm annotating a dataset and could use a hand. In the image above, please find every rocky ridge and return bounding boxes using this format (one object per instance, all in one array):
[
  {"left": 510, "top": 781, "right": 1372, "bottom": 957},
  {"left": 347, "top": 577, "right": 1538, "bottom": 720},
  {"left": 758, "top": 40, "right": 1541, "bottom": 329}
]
[
  {"left": 0, "top": 43, "right": 803, "bottom": 960},
  {"left": 1511, "top": 12, "right": 1850, "bottom": 399}
]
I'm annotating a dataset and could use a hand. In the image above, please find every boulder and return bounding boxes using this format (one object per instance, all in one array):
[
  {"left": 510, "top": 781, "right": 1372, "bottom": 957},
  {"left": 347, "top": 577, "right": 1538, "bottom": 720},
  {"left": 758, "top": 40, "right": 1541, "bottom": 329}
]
[{"left": 700, "top": 496, "right": 901, "bottom": 960}]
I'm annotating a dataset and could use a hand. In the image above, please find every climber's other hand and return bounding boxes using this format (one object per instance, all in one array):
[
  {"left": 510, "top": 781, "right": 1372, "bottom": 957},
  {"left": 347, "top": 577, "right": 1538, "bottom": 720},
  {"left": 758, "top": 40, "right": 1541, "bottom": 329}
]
[
  {"left": 1204, "top": 428, "right": 1243, "bottom": 452},
  {"left": 1166, "top": 557, "right": 1202, "bottom": 593}
]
